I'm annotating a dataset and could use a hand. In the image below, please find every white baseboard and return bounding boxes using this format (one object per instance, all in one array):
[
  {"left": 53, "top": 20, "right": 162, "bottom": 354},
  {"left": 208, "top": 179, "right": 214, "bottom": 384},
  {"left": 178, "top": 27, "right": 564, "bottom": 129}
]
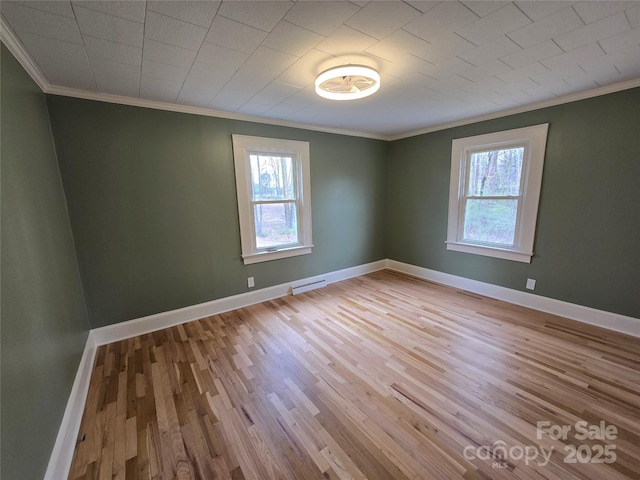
[
  {"left": 387, "top": 259, "right": 640, "bottom": 338},
  {"left": 91, "top": 259, "right": 387, "bottom": 346},
  {"left": 48, "top": 257, "right": 638, "bottom": 480},
  {"left": 44, "top": 332, "right": 97, "bottom": 480},
  {"left": 47, "top": 259, "right": 386, "bottom": 480}
]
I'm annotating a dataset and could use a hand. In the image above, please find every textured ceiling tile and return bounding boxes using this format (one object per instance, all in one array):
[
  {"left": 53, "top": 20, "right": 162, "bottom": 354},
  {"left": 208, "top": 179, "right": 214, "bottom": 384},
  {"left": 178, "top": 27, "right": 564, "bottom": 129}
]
[
  {"left": 142, "top": 59, "right": 189, "bottom": 83},
  {"left": 522, "top": 81, "right": 560, "bottom": 100},
  {"left": 366, "top": 29, "right": 432, "bottom": 62},
  {"left": 257, "top": 81, "right": 302, "bottom": 99},
  {"left": 195, "top": 42, "right": 248, "bottom": 70},
  {"left": 599, "top": 27, "right": 640, "bottom": 54},
  {"left": 460, "top": 76, "right": 507, "bottom": 94},
  {"left": 284, "top": 1, "right": 359, "bottom": 36},
  {"left": 210, "top": 90, "right": 252, "bottom": 111},
  {"left": 542, "top": 43, "right": 605, "bottom": 71},
  {"left": 492, "top": 78, "right": 538, "bottom": 95},
  {"left": 238, "top": 46, "right": 298, "bottom": 78},
  {"left": 182, "top": 72, "right": 225, "bottom": 95},
  {"left": 496, "top": 61, "right": 549, "bottom": 83},
  {"left": 205, "top": 16, "right": 267, "bottom": 54},
  {"left": 1, "top": 2, "right": 83, "bottom": 44},
  {"left": 420, "top": 56, "right": 475, "bottom": 80},
  {"left": 513, "top": 1, "right": 574, "bottom": 22},
  {"left": 145, "top": 11, "right": 208, "bottom": 50},
  {"left": 315, "top": 25, "right": 378, "bottom": 55},
  {"left": 461, "top": 1, "right": 509, "bottom": 18},
  {"left": 176, "top": 88, "right": 218, "bottom": 108},
  {"left": 458, "top": 59, "right": 512, "bottom": 82},
  {"left": 281, "top": 86, "right": 316, "bottom": 107},
  {"left": 91, "top": 57, "right": 140, "bottom": 96},
  {"left": 188, "top": 60, "right": 239, "bottom": 85},
  {"left": 262, "top": 21, "right": 323, "bottom": 57},
  {"left": 16, "top": 31, "right": 94, "bottom": 89},
  {"left": 562, "top": 69, "right": 602, "bottom": 89},
  {"left": 500, "top": 39, "right": 563, "bottom": 69},
  {"left": 276, "top": 49, "right": 335, "bottom": 88},
  {"left": 531, "top": 64, "right": 584, "bottom": 84},
  {"left": 507, "top": 7, "right": 584, "bottom": 49},
  {"left": 11, "top": 0, "right": 75, "bottom": 18},
  {"left": 140, "top": 76, "right": 182, "bottom": 103},
  {"left": 74, "top": 5, "right": 143, "bottom": 47},
  {"left": 143, "top": 39, "right": 197, "bottom": 68},
  {"left": 458, "top": 36, "right": 521, "bottom": 66},
  {"left": 419, "top": 33, "right": 476, "bottom": 62},
  {"left": 627, "top": 4, "right": 640, "bottom": 28},
  {"left": 72, "top": 1, "right": 145, "bottom": 22},
  {"left": 236, "top": 102, "right": 273, "bottom": 115},
  {"left": 217, "top": 1, "right": 294, "bottom": 32},
  {"left": 249, "top": 82, "right": 300, "bottom": 108},
  {"left": 345, "top": 1, "right": 422, "bottom": 40},
  {"left": 401, "top": 1, "right": 438, "bottom": 14},
  {"left": 580, "top": 64, "right": 622, "bottom": 85},
  {"left": 544, "top": 79, "right": 589, "bottom": 97},
  {"left": 371, "top": 54, "right": 429, "bottom": 79},
  {"left": 554, "top": 13, "right": 631, "bottom": 52},
  {"left": 456, "top": 3, "right": 531, "bottom": 46},
  {"left": 147, "top": 1, "right": 220, "bottom": 28},
  {"left": 403, "top": 1, "right": 479, "bottom": 43},
  {"left": 573, "top": 1, "right": 631, "bottom": 24},
  {"left": 2, "top": 0, "right": 638, "bottom": 136},
  {"left": 423, "top": 73, "right": 472, "bottom": 93},
  {"left": 144, "top": 11, "right": 207, "bottom": 50},
  {"left": 83, "top": 35, "right": 142, "bottom": 66},
  {"left": 603, "top": 45, "right": 640, "bottom": 76}
]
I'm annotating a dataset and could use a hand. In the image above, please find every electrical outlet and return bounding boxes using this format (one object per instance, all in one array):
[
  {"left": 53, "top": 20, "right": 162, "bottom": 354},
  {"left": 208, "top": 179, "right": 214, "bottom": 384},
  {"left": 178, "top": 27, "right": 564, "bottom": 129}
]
[
  {"left": 248, "top": 277, "right": 255, "bottom": 288},
  {"left": 526, "top": 278, "right": 536, "bottom": 290}
]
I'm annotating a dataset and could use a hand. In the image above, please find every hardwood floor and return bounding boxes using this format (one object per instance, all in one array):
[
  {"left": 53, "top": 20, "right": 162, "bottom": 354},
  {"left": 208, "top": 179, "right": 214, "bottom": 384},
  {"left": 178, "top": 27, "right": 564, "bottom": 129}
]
[{"left": 67, "top": 270, "right": 640, "bottom": 480}]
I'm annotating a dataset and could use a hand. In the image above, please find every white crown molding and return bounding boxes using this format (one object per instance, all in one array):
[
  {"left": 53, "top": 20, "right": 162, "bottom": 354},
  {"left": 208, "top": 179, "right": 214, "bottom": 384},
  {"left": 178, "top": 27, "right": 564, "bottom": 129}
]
[
  {"left": 389, "top": 78, "right": 640, "bottom": 141},
  {"left": 387, "top": 260, "right": 640, "bottom": 338},
  {"left": 2, "top": 15, "right": 639, "bottom": 142},
  {"left": 44, "top": 84, "right": 391, "bottom": 141},
  {"left": 0, "top": 16, "right": 51, "bottom": 92}
]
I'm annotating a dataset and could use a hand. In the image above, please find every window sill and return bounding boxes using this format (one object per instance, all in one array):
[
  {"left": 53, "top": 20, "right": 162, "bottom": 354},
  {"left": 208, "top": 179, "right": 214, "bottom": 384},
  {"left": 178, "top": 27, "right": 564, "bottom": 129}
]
[
  {"left": 446, "top": 241, "right": 533, "bottom": 263},
  {"left": 242, "top": 245, "right": 313, "bottom": 265}
]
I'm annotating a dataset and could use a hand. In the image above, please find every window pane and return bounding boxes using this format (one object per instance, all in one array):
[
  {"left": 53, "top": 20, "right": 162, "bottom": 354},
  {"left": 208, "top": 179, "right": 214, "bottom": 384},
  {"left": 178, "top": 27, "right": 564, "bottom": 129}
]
[
  {"left": 250, "top": 155, "right": 295, "bottom": 201},
  {"left": 467, "top": 147, "right": 524, "bottom": 197},
  {"left": 254, "top": 203, "right": 298, "bottom": 248},
  {"left": 463, "top": 199, "right": 518, "bottom": 246}
]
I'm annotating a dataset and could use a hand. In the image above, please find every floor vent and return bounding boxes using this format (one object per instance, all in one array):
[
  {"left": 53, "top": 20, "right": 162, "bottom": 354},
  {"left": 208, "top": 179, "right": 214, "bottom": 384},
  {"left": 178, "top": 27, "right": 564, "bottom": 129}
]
[{"left": 291, "top": 279, "right": 326, "bottom": 295}]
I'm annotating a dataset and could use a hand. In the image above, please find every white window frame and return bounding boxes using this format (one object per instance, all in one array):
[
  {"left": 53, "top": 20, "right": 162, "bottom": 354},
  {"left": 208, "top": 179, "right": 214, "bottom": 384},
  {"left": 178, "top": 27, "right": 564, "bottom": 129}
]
[
  {"left": 446, "top": 124, "right": 548, "bottom": 263},
  {"left": 232, "top": 134, "right": 313, "bottom": 265}
]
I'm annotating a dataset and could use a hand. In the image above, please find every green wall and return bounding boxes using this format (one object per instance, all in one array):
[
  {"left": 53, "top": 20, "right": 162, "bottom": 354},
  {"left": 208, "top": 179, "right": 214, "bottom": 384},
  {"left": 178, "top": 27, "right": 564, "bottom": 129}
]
[
  {"left": 46, "top": 96, "right": 389, "bottom": 328},
  {"left": 388, "top": 88, "right": 640, "bottom": 318},
  {"left": 2, "top": 39, "right": 638, "bottom": 480},
  {"left": 1, "top": 45, "right": 90, "bottom": 479}
]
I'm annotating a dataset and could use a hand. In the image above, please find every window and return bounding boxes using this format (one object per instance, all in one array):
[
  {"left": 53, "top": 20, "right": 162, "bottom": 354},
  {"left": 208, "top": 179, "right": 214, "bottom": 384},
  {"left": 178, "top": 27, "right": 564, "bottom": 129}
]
[
  {"left": 232, "top": 134, "right": 312, "bottom": 264},
  {"left": 446, "top": 124, "right": 548, "bottom": 263}
]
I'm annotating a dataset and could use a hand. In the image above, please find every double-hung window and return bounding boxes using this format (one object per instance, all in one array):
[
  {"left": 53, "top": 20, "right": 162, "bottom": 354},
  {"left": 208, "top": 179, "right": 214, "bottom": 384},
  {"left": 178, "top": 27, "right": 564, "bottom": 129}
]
[
  {"left": 446, "top": 124, "right": 548, "bottom": 263},
  {"left": 232, "top": 134, "right": 312, "bottom": 265}
]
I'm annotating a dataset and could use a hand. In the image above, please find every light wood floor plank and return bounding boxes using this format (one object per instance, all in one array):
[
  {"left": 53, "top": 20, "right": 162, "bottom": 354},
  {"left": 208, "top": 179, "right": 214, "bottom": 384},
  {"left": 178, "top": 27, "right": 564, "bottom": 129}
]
[{"left": 68, "top": 270, "right": 640, "bottom": 479}]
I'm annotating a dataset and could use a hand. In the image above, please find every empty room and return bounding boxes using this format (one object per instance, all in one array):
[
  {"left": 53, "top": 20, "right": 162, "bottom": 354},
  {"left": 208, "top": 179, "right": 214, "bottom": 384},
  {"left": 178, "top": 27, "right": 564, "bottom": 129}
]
[{"left": 2, "top": 1, "right": 640, "bottom": 479}]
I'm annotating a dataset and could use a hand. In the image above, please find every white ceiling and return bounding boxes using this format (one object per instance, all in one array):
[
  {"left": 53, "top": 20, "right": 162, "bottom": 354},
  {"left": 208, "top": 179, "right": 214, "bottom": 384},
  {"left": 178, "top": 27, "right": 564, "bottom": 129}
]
[{"left": 2, "top": 0, "right": 640, "bottom": 138}]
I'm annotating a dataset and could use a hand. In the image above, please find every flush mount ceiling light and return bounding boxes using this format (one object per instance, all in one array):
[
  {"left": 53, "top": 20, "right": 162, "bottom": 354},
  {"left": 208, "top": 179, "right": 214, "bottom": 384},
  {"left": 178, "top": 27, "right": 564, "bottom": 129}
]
[{"left": 315, "top": 65, "right": 380, "bottom": 101}]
